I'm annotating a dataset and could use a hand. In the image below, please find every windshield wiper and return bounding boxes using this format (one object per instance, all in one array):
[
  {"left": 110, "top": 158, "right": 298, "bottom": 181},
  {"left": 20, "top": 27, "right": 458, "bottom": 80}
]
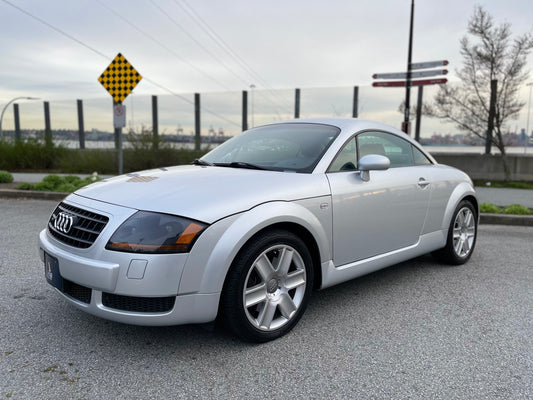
[
  {"left": 226, "top": 162, "right": 269, "bottom": 170},
  {"left": 192, "top": 159, "right": 214, "bottom": 166},
  {"left": 196, "top": 160, "right": 274, "bottom": 171}
]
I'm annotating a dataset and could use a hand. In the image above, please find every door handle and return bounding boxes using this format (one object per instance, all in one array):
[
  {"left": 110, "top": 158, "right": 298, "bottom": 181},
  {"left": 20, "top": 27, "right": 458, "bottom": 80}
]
[{"left": 417, "top": 178, "right": 430, "bottom": 188}]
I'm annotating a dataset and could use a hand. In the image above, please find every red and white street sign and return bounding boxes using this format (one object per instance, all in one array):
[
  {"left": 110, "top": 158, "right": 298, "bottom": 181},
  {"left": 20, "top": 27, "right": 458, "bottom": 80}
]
[
  {"left": 372, "top": 78, "right": 447, "bottom": 87},
  {"left": 113, "top": 104, "right": 126, "bottom": 128},
  {"left": 410, "top": 60, "right": 448, "bottom": 70},
  {"left": 373, "top": 69, "right": 448, "bottom": 80}
]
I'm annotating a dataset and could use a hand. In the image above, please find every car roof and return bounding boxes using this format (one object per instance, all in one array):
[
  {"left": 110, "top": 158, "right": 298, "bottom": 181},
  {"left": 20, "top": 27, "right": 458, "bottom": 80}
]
[{"left": 262, "top": 118, "right": 437, "bottom": 172}]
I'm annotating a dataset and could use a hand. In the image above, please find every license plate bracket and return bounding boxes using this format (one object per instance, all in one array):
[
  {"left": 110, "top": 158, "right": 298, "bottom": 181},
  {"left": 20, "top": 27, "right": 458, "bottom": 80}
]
[{"left": 44, "top": 252, "right": 62, "bottom": 290}]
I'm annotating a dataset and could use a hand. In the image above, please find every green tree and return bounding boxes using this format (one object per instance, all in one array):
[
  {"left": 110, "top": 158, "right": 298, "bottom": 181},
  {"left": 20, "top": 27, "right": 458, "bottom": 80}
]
[{"left": 427, "top": 6, "right": 533, "bottom": 180}]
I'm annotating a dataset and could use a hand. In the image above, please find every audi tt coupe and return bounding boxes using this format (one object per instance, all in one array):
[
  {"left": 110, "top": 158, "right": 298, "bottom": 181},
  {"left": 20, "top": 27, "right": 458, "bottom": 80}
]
[{"left": 39, "top": 118, "right": 478, "bottom": 342}]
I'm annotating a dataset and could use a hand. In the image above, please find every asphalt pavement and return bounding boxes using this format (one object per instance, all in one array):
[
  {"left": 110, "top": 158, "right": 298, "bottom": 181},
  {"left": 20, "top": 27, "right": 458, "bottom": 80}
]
[
  {"left": 475, "top": 186, "right": 533, "bottom": 208},
  {"left": 1, "top": 198, "right": 532, "bottom": 399}
]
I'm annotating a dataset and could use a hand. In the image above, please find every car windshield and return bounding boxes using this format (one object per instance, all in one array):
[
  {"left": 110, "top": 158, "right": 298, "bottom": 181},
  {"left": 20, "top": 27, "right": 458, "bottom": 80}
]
[{"left": 200, "top": 123, "right": 340, "bottom": 173}]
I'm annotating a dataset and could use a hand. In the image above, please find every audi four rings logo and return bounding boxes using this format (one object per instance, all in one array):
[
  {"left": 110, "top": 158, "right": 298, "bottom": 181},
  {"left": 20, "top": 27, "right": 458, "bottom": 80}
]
[{"left": 53, "top": 212, "right": 77, "bottom": 234}]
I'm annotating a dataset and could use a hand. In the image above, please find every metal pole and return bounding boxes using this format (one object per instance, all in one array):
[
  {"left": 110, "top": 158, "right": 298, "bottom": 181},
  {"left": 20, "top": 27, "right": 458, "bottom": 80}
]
[
  {"left": 113, "top": 101, "right": 123, "bottom": 175},
  {"left": 352, "top": 86, "right": 359, "bottom": 118},
  {"left": 194, "top": 93, "right": 201, "bottom": 151},
  {"left": 485, "top": 79, "right": 497, "bottom": 155},
  {"left": 44, "top": 101, "right": 52, "bottom": 145},
  {"left": 242, "top": 90, "right": 248, "bottom": 131},
  {"left": 14, "top": 104, "right": 21, "bottom": 142},
  {"left": 152, "top": 95, "right": 158, "bottom": 150},
  {"left": 525, "top": 82, "right": 532, "bottom": 154},
  {"left": 0, "top": 97, "right": 39, "bottom": 140},
  {"left": 415, "top": 85, "right": 423, "bottom": 142},
  {"left": 117, "top": 125, "right": 123, "bottom": 174},
  {"left": 403, "top": 0, "right": 415, "bottom": 134},
  {"left": 250, "top": 84, "right": 255, "bottom": 128},
  {"left": 294, "top": 88, "right": 300, "bottom": 119},
  {"left": 77, "top": 99, "right": 85, "bottom": 149}
]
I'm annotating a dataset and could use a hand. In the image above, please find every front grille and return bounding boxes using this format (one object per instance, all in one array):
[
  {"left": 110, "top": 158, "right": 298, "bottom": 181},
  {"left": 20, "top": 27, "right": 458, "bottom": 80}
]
[
  {"left": 63, "top": 279, "right": 92, "bottom": 304},
  {"left": 48, "top": 202, "right": 109, "bottom": 248},
  {"left": 102, "top": 293, "right": 176, "bottom": 313}
]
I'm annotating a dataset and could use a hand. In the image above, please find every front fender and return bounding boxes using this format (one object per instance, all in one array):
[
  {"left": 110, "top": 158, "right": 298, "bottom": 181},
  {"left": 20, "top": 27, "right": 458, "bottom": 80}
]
[{"left": 178, "top": 197, "right": 332, "bottom": 295}]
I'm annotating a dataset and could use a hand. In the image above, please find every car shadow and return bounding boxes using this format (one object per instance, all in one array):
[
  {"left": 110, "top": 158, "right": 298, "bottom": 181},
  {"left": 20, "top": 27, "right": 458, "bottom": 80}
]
[{"left": 39, "top": 253, "right": 450, "bottom": 353}]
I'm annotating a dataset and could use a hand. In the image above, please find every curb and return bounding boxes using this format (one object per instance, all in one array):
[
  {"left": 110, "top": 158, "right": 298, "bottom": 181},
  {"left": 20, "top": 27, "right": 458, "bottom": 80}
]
[
  {"left": 0, "top": 189, "right": 67, "bottom": 201},
  {"left": 1, "top": 189, "right": 533, "bottom": 227},
  {"left": 479, "top": 213, "right": 533, "bottom": 227}
]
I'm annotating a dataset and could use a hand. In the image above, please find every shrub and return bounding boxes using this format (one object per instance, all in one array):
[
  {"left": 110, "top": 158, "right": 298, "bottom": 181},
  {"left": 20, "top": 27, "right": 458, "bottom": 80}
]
[
  {"left": 1, "top": 136, "right": 209, "bottom": 174},
  {"left": 17, "top": 174, "right": 100, "bottom": 193},
  {"left": 480, "top": 203, "right": 501, "bottom": 214},
  {"left": 17, "top": 182, "right": 35, "bottom": 190},
  {"left": 0, "top": 139, "right": 65, "bottom": 170},
  {"left": 0, "top": 170, "right": 13, "bottom": 183},
  {"left": 502, "top": 204, "right": 532, "bottom": 215}
]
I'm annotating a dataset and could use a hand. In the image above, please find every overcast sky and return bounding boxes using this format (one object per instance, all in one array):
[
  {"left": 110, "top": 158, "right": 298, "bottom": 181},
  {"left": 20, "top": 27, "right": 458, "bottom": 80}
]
[{"left": 1, "top": 0, "right": 532, "bottom": 135}]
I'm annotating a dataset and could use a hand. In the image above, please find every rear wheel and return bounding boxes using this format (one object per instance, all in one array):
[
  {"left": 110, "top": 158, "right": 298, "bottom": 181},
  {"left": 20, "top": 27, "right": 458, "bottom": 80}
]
[
  {"left": 220, "top": 229, "right": 313, "bottom": 342},
  {"left": 433, "top": 200, "right": 477, "bottom": 265}
]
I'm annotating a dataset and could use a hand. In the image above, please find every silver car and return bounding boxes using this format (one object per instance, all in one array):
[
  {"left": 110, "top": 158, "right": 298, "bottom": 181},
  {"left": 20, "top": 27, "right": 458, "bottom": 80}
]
[{"left": 39, "top": 118, "right": 478, "bottom": 342}]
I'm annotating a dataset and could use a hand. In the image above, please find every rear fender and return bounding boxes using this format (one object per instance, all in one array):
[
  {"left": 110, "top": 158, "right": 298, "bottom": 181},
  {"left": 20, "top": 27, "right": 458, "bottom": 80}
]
[{"left": 441, "top": 182, "right": 477, "bottom": 233}]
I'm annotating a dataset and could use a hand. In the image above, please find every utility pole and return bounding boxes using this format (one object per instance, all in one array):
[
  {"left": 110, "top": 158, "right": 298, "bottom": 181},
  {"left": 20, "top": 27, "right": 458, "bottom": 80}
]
[{"left": 403, "top": 0, "right": 415, "bottom": 134}]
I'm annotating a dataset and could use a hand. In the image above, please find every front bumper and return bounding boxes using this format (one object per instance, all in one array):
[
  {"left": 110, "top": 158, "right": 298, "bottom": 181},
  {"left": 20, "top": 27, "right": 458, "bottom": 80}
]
[{"left": 38, "top": 196, "right": 220, "bottom": 326}]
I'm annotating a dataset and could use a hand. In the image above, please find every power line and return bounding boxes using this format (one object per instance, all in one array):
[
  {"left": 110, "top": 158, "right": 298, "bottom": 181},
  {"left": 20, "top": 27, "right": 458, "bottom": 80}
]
[
  {"left": 1, "top": 0, "right": 109, "bottom": 59},
  {"left": 94, "top": 0, "right": 233, "bottom": 92},
  {"left": 0, "top": 0, "right": 241, "bottom": 127},
  {"left": 173, "top": 0, "right": 294, "bottom": 114},
  {"left": 149, "top": 0, "right": 250, "bottom": 89}
]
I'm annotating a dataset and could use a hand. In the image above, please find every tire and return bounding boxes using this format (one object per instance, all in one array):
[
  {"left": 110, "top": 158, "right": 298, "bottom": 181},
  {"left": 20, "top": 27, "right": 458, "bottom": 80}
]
[
  {"left": 432, "top": 200, "right": 477, "bottom": 265},
  {"left": 220, "top": 229, "right": 314, "bottom": 342}
]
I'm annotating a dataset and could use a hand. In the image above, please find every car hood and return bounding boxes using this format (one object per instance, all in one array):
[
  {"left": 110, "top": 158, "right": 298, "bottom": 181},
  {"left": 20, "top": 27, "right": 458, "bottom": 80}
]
[{"left": 74, "top": 165, "right": 331, "bottom": 223}]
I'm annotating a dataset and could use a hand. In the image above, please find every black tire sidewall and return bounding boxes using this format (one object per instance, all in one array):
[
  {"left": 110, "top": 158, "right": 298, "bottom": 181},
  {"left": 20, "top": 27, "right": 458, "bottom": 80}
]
[
  {"left": 445, "top": 200, "right": 478, "bottom": 265},
  {"left": 221, "top": 229, "right": 314, "bottom": 342}
]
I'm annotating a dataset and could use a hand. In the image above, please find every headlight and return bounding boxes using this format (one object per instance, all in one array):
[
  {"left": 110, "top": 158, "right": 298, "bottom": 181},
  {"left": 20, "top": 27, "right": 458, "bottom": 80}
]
[{"left": 105, "top": 211, "right": 207, "bottom": 254}]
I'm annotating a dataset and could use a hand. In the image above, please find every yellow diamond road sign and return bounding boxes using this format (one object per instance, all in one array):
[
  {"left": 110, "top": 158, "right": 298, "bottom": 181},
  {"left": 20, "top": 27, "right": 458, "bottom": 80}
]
[{"left": 98, "top": 53, "right": 142, "bottom": 103}]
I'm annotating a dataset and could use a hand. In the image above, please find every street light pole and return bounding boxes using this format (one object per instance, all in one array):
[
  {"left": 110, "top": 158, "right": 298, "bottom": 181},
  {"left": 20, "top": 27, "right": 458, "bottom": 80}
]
[
  {"left": 0, "top": 97, "right": 40, "bottom": 140},
  {"left": 525, "top": 82, "right": 533, "bottom": 154}
]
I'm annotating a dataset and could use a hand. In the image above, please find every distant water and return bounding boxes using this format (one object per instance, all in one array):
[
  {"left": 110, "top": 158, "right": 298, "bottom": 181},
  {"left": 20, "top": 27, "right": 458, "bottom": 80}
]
[
  {"left": 424, "top": 145, "right": 533, "bottom": 155},
  {"left": 54, "top": 140, "right": 215, "bottom": 151}
]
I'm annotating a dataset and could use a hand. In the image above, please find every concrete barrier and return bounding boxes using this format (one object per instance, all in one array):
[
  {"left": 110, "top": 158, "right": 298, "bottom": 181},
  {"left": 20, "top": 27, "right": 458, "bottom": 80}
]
[{"left": 431, "top": 153, "right": 533, "bottom": 181}]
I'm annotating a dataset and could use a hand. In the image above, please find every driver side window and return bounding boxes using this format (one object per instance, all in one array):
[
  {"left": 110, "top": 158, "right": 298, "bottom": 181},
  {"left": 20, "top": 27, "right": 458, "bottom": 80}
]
[{"left": 357, "top": 131, "right": 414, "bottom": 168}]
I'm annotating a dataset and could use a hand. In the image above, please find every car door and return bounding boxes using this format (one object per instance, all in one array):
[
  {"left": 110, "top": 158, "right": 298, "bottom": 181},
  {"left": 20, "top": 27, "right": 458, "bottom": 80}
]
[{"left": 326, "top": 131, "right": 432, "bottom": 266}]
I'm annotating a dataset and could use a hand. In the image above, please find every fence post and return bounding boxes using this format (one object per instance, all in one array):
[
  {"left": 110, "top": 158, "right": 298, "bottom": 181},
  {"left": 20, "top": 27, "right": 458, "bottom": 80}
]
[
  {"left": 414, "top": 86, "right": 423, "bottom": 142},
  {"left": 194, "top": 93, "right": 201, "bottom": 151},
  {"left": 242, "top": 90, "right": 248, "bottom": 131},
  {"left": 152, "top": 95, "right": 158, "bottom": 150},
  {"left": 294, "top": 88, "right": 300, "bottom": 119},
  {"left": 13, "top": 104, "right": 21, "bottom": 142},
  {"left": 352, "top": 86, "right": 359, "bottom": 118},
  {"left": 77, "top": 99, "right": 85, "bottom": 149},
  {"left": 43, "top": 101, "right": 52, "bottom": 146},
  {"left": 485, "top": 79, "right": 497, "bottom": 155}
]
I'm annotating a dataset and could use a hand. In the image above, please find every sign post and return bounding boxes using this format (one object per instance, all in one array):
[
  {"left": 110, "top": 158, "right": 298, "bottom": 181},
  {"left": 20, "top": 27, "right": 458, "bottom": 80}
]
[
  {"left": 98, "top": 53, "right": 142, "bottom": 175},
  {"left": 372, "top": 60, "right": 448, "bottom": 140}
]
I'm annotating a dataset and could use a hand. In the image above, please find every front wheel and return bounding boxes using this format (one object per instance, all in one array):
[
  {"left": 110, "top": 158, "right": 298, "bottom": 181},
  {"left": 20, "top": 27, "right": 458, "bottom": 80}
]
[
  {"left": 433, "top": 200, "right": 477, "bottom": 265},
  {"left": 220, "top": 229, "right": 313, "bottom": 342}
]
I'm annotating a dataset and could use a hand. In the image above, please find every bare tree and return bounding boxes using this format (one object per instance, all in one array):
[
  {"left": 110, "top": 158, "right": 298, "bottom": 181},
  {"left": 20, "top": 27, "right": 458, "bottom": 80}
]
[{"left": 427, "top": 6, "right": 533, "bottom": 180}]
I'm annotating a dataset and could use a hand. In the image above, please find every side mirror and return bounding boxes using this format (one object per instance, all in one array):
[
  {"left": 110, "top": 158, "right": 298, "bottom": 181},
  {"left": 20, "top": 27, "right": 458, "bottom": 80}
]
[{"left": 358, "top": 154, "right": 390, "bottom": 182}]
